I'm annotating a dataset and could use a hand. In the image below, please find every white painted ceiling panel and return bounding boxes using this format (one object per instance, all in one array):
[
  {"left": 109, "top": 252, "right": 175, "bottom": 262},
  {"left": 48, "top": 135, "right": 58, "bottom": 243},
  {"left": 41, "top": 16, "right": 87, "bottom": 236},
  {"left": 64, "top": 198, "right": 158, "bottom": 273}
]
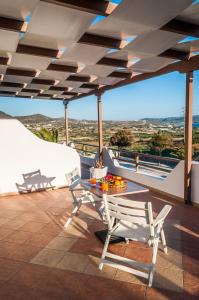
[
  {"left": 131, "top": 56, "right": 175, "bottom": 72},
  {"left": 80, "top": 65, "right": 116, "bottom": 76},
  {"left": 0, "top": 30, "right": 19, "bottom": 52},
  {"left": 61, "top": 44, "right": 108, "bottom": 64},
  {"left": 57, "top": 81, "right": 83, "bottom": 88},
  {"left": 27, "top": 83, "right": 51, "bottom": 90},
  {"left": 0, "top": 66, "right": 7, "bottom": 74},
  {"left": 27, "top": 2, "right": 95, "bottom": 42},
  {"left": 70, "top": 87, "right": 93, "bottom": 94},
  {"left": 10, "top": 53, "right": 52, "bottom": 70},
  {"left": 3, "top": 75, "right": 33, "bottom": 84},
  {"left": 125, "top": 30, "right": 184, "bottom": 58},
  {"left": 38, "top": 70, "right": 70, "bottom": 81},
  {"left": 0, "top": 0, "right": 39, "bottom": 20},
  {"left": 89, "top": 0, "right": 194, "bottom": 39},
  {"left": 17, "top": 92, "right": 33, "bottom": 97},
  {"left": 94, "top": 77, "right": 124, "bottom": 85},
  {"left": 0, "top": 86, "right": 21, "bottom": 92},
  {"left": 178, "top": 3, "right": 199, "bottom": 25}
]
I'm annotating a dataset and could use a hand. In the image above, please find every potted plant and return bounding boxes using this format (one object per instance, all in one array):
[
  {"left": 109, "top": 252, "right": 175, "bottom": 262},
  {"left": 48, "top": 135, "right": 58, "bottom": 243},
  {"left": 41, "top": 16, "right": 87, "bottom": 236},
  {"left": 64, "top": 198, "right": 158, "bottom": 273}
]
[{"left": 90, "top": 160, "right": 108, "bottom": 180}]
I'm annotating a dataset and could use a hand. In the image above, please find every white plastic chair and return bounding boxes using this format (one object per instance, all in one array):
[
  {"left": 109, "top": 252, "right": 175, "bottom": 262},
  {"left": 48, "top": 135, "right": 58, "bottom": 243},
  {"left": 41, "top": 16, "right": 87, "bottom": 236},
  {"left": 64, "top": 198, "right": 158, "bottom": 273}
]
[
  {"left": 64, "top": 168, "right": 102, "bottom": 228},
  {"left": 99, "top": 194, "right": 172, "bottom": 287}
]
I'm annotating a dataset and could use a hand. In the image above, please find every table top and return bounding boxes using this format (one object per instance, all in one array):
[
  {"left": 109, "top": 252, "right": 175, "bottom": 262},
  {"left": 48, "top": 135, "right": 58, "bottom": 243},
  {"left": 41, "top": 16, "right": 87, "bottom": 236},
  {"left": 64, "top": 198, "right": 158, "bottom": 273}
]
[{"left": 81, "top": 179, "right": 149, "bottom": 198}]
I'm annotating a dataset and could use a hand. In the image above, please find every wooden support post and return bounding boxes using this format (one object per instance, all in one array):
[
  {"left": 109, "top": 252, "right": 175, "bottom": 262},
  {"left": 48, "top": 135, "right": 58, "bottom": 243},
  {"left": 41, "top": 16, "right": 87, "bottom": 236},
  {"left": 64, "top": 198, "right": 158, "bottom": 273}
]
[
  {"left": 135, "top": 154, "right": 139, "bottom": 172},
  {"left": 184, "top": 71, "right": 193, "bottom": 205},
  {"left": 63, "top": 100, "right": 69, "bottom": 146},
  {"left": 97, "top": 92, "right": 103, "bottom": 162}
]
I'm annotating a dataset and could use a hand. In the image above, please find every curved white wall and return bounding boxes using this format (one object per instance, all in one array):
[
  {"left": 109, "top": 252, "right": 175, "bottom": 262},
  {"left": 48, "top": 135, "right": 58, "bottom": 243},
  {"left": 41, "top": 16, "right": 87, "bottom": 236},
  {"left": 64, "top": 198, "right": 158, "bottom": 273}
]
[{"left": 0, "top": 119, "right": 80, "bottom": 195}]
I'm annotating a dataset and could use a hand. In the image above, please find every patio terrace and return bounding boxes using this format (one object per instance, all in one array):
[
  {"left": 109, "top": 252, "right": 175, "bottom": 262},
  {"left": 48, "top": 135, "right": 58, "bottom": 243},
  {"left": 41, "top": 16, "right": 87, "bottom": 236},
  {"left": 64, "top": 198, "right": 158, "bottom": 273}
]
[{"left": 0, "top": 166, "right": 198, "bottom": 300}]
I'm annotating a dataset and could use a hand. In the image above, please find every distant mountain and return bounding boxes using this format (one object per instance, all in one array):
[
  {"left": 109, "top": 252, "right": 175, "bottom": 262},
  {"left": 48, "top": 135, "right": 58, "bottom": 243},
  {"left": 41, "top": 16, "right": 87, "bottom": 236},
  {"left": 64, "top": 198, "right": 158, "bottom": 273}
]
[
  {"left": 16, "top": 114, "right": 54, "bottom": 124},
  {"left": 141, "top": 115, "right": 199, "bottom": 124},
  {"left": 0, "top": 111, "right": 13, "bottom": 119}
]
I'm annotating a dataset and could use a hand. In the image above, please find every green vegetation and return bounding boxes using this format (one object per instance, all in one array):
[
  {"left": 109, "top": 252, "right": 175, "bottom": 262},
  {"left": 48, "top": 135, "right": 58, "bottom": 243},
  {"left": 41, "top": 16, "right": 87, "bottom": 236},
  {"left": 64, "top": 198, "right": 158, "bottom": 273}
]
[
  {"left": 110, "top": 129, "right": 134, "bottom": 149},
  {"left": 33, "top": 128, "right": 58, "bottom": 143},
  {"left": 149, "top": 132, "right": 173, "bottom": 155}
]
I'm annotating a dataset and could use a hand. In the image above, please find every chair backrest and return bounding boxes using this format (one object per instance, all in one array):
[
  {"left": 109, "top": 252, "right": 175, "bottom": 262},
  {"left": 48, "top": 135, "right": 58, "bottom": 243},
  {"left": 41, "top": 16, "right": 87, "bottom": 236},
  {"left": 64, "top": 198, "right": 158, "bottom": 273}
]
[
  {"left": 103, "top": 194, "right": 153, "bottom": 231},
  {"left": 23, "top": 169, "right": 41, "bottom": 180},
  {"left": 66, "top": 168, "right": 81, "bottom": 189}
]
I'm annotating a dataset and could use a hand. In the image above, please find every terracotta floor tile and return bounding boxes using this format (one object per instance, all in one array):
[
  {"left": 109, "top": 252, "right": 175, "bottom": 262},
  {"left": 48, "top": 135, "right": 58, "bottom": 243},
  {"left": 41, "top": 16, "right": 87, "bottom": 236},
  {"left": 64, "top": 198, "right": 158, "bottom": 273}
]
[
  {"left": 38, "top": 223, "right": 62, "bottom": 236},
  {"left": 0, "top": 183, "right": 198, "bottom": 298},
  {"left": 0, "top": 258, "right": 25, "bottom": 281},
  {"left": 25, "top": 232, "right": 56, "bottom": 248},
  {"left": 19, "top": 221, "right": 46, "bottom": 233},
  {"left": 146, "top": 287, "right": 185, "bottom": 300},
  {"left": 71, "top": 236, "right": 103, "bottom": 256},
  {"left": 56, "top": 252, "right": 90, "bottom": 273},
  {"left": 114, "top": 268, "right": 148, "bottom": 285},
  {"left": 10, "top": 244, "right": 42, "bottom": 262},
  {"left": 0, "top": 228, "right": 14, "bottom": 241},
  {"left": 183, "top": 251, "right": 199, "bottom": 274},
  {"left": 1, "top": 219, "right": 28, "bottom": 230},
  {"left": 0, "top": 241, "right": 21, "bottom": 259},
  {"left": 30, "top": 248, "right": 65, "bottom": 267},
  {"left": 45, "top": 236, "right": 78, "bottom": 252},
  {"left": 3, "top": 230, "right": 33, "bottom": 244},
  {"left": 84, "top": 255, "right": 117, "bottom": 279},
  {"left": 184, "top": 271, "right": 199, "bottom": 296}
]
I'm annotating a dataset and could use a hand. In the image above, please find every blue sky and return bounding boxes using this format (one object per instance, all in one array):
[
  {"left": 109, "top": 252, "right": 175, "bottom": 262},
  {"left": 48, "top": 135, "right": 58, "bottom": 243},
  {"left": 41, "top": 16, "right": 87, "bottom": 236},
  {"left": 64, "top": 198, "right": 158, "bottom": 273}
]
[{"left": 0, "top": 71, "right": 198, "bottom": 120}]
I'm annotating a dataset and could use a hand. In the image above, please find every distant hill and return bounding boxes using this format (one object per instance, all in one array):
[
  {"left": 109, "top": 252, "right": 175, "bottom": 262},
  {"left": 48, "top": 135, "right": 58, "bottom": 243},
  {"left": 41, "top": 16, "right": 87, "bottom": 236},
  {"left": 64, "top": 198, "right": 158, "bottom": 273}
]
[
  {"left": 16, "top": 114, "right": 54, "bottom": 124},
  {"left": 142, "top": 115, "right": 199, "bottom": 124},
  {"left": 0, "top": 111, "right": 64, "bottom": 124}
]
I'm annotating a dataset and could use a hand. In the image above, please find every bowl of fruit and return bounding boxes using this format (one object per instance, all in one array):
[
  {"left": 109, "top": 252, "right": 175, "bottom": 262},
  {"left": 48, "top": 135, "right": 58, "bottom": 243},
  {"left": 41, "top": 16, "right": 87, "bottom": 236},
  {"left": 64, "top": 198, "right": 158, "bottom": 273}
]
[{"left": 99, "top": 174, "right": 127, "bottom": 190}]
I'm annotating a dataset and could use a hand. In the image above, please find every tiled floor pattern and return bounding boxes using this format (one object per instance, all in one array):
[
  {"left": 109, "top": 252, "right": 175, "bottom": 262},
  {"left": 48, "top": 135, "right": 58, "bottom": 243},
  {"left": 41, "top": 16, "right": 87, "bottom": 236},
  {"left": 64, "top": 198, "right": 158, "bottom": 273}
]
[
  {"left": 0, "top": 187, "right": 197, "bottom": 299},
  {"left": 30, "top": 215, "right": 183, "bottom": 292}
]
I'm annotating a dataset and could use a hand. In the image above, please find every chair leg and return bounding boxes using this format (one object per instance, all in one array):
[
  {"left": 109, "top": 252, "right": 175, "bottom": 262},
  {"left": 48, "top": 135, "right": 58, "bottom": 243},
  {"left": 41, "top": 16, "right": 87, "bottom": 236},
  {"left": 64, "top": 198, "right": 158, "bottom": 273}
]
[
  {"left": 161, "top": 229, "right": 167, "bottom": 254},
  {"left": 99, "top": 233, "right": 111, "bottom": 270},
  {"left": 64, "top": 203, "right": 80, "bottom": 228},
  {"left": 148, "top": 266, "right": 155, "bottom": 287}
]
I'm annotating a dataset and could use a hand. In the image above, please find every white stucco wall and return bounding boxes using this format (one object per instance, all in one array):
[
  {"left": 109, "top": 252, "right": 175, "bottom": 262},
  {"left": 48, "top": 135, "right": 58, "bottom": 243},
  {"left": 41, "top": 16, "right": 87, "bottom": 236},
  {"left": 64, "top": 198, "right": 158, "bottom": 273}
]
[
  {"left": 192, "top": 162, "right": 199, "bottom": 205},
  {"left": 0, "top": 119, "right": 80, "bottom": 194}
]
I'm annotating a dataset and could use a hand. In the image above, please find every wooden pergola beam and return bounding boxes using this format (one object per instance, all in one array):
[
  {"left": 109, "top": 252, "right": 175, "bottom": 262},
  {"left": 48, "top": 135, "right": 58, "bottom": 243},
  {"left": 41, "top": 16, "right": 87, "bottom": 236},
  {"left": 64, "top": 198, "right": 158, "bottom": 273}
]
[
  {"left": 67, "top": 75, "right": 91, "bottom": 82},
  {"left": 31, "top": 78, "right": 56, "bottom": 85},
  {"left": 17, "top": 44, "right": 59, "bottom": 58},
  {"left": 69, "top": 54, "right": 199, "bottom": 101},
  {"left": 48, "top": 86, "right": 68, "bottom": 91},
  {"left": 78, "top": 33, "right": 126, "bottom": 50},
  {"left": 38, "top": 93, "right": 52, "bottom": 97},
  {"left": 0, "top": 91, "right": 16, "bottom": 95},
  {"left": 47, "top": 63, "right": 78, "bottom": 73},
  {"left": 41, "top": 0, "right": 116, "bottom": 16},
  {"left": 16, "top": 95, "right": 32, "bottom": 98},
  {"left": 0, "top": 82, "right": 24, "bottom": 88},
  {"left": 161, "top": 19, "right": 199, "bottom": 38},
  {"left": 6, "top": 68, "right": 37, "bottom": 77},
  {"left": 97, "top": 57, "right": 129, "bottom": 68},
  {"left": 159, "top": 48, "right": 189, "bottom": 61},
  {"left": 0, "top": 57, "right": 9, "bottom": 65},
  {"left": 0, "top": 16, "right": 25, "bottom": 32},
  {"left": 21, "top": 88, "right": 41, "bottom": 93},
  {"left": 63, "top": 91, "right": 78, "bottom": 96},
  {"left": 108, "top": 71, "right": 132, "bottom": 79},
  {"left": 81, "top": 83, "right": 100, "bottom": 89},
  {"left": 184, "top": 71, "right": 193, "bottom": 204}
]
